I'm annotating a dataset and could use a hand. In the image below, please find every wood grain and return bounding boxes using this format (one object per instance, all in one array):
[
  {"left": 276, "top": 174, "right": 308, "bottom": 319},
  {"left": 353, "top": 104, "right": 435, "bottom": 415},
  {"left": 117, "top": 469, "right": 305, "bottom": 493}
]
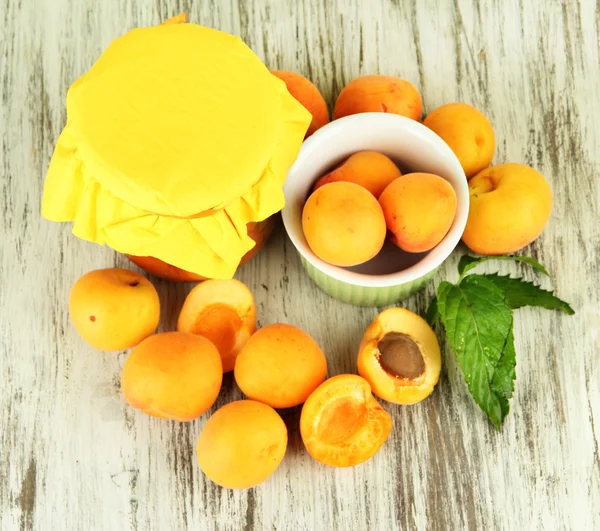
[{"left": 1, "top": 0, "right": 599, "bottom": 529}]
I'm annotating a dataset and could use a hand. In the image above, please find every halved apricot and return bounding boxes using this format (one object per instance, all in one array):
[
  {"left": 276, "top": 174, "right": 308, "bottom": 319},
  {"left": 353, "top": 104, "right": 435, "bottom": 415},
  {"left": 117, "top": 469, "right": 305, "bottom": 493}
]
[
  {"left": 178, "top": 279, "right": 256, "bottom": 373},
  {"left": 300, "top": 374, "right": 392, "bottom": 467},
  {"left": 358, "top": 308, "right": 441, "bottom": 404}
]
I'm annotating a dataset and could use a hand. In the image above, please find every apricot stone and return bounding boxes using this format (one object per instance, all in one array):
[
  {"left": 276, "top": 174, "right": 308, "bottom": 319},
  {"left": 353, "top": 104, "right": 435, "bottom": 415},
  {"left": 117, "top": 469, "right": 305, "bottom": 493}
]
[
  {"left": 234, "top": 323, "right": 327, "bottom": 409},
  {"left": 358, "top": 308, "right": 441, "bottom": 405},
  {"left": 272, "top": 70, "right": 329, "bottom": 137},
  {"left": 313, "top": 151, "right": 402, "bottom": 198},
  {"left": 178, "top": 279, "right": 256, "bottom": 373},
  {"left": 423, "top": 103, "right": 495, "bottom": 179},
  {"left": 121, "top": 332, "right": 222, "bottom": 421},
  {"left": 379, "top": 173, "right": 457, "bottom": 253},
  {"left": 69, "top": 268, "right": 160, "bottom": 351},
  {"left": 333, "top": 75, "right": 422, "bottom": 121},
  {"left": 300, "top": 374, "right": 392, "bottom": 467},
  {"left": 302, "top": 182, "right": 387, "bottom": 267},
  {"left": 197, "top": 400, "right": 287, "bottom": 489},
  {"left": 462, "top": 163, "right": 553, "bottom": 255}
]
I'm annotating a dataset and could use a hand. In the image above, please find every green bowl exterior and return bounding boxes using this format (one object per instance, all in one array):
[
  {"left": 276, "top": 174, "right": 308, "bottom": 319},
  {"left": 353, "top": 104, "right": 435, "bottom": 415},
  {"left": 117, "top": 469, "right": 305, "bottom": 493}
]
[{"left": 299, "top": 255, "right": 438, "bottom": 307}]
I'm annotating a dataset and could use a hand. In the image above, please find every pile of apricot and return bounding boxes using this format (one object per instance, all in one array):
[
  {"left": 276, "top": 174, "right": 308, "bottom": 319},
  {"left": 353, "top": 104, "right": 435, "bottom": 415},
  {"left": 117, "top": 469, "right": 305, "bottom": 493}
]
[{"left": 69, "top": 263, "right": 443, "bottom": 490}]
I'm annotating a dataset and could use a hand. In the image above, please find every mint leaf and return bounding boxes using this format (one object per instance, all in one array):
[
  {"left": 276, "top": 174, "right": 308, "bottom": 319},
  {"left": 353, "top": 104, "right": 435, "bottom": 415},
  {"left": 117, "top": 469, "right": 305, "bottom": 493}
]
[
  {"left": 437, "top": 276, "right": 514, "bottom": 428},
  {"left": 490, "top": 325, "right": 516, "bottom": 420},
  {"left": 480, "top": 273, "right": 575, "bottom": 314},
  {"left": 426, "top": 297, "right": 439, "bottom": 327},
  {"left": 458, "top": 255, "right": 549, "bottom": 279}
]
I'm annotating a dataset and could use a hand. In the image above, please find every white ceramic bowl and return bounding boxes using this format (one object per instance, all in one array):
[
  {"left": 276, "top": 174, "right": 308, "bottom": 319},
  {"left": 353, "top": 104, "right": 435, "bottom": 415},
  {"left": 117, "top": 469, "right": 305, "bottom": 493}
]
[{"left": 282, "top": 113, "right": 469, "bottom": 306}]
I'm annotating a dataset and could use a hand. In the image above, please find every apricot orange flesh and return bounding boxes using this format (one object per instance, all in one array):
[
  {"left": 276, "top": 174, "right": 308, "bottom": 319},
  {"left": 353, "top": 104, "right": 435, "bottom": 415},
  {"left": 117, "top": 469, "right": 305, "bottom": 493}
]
[
  {"left": 300, "top": 374, "right": 392, "bottom": 467},
  {"left": 121, "top": 332, "right": 222, "bottom": 421},
  {"left": 358, "top": 308, "right": 441, "bottom": 405},
  {"left": 197, "top": 400, "right": 287, "bottom": 489},
  {"left": 178, "top": 279, "right": 256, "bottom": 373},
  {"left": 234, "top": 323, "right": 327, "bottom": 408}
]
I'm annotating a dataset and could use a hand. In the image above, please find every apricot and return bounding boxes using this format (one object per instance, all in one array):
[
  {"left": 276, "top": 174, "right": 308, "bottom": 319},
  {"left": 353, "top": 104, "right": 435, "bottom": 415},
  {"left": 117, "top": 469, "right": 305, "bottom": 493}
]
[
  {"left": 300, "top": 374, "right": 392, "bottom": 467},
  {"left": 271, "top": 71, "right": 329, "bottom": 137},
  {"left": 177, "top": 279, "right": 256, "bottom": 373},
  {"left": 462, "top": 163, "right": 553, "bottom": 255},
  {"left": 234, "top": 323, "right": 327, "bottom": 408},
  {"left": 69, "top": 268, "right": 160, "bottom": 351},
  {"left": 333, "top": 75, "right": 422, "bottom": 121},
  {"left": 197, "top": 400, "right": 287, "bottom": 489},
  {"left": 121, "top": 332, "right": 222, "bottom": 421},
  {"left": 302, "top": 182, "right": 387, "bottom": 267},
  {"left": 127, "top": 217, "right": 275, "bottom": 282},
  {"left": 423, "top": 102, "right": 495, "bottom": 179},
  {"left": 379, "top": 173, "right": 457, "bottom": 253},
  {"left": 358, "top": 308, "right": 441, "bottom": 405},
  {"left": 313, "top": 151, "right": 402, "bottom": 198}
]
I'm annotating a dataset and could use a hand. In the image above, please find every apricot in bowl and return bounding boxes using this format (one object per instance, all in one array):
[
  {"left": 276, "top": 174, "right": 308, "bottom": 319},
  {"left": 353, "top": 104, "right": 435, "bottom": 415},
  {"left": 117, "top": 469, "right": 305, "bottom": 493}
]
[
  {"left": 379, "top": 172, "right": 457, "bottom": 253},
  {"left": 69, "top": 268, "right": 160, "bottom": 351},
  {"left": 178, "top": 279, "right": 256, "bottom": 373},
  {"left": 121, "top": 332, "right": 222, "bottom": 421},
  {"left": 197, "top": 400, "right": 287, "bottom": 489},
  {"left": 300, "top": 374, "right": 392, "bottom": 467},
  {"left": 358, "top": 308, "right": 441, "bottom": 404},
  {"left": 312, "top": 151, "right": 402, "bottom": 198},
  {"left": 234, "top": 323, "right": 327, "bottom": 409},
  {"left": 302, "top": 181, "right": 387, "bottom": 267}
]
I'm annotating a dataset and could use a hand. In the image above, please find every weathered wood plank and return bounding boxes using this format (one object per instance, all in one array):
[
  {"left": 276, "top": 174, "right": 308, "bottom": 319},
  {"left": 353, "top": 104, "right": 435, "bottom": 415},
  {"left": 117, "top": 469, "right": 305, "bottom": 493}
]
[{"left": 1, "top": 0, "right": 599, "bottom": 530}]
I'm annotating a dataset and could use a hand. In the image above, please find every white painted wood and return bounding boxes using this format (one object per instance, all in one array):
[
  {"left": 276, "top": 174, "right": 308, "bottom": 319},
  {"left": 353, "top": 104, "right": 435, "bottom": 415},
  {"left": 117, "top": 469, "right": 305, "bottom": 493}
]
[{"left": 1, "top": 0, "right": 599, "bottom": 530}]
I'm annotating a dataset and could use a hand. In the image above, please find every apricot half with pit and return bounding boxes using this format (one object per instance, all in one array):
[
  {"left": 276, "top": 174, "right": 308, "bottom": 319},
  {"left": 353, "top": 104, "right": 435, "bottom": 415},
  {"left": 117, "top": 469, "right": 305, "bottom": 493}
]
[
  {"left": 300, "top": 374, "right": 392, "bottom": 467},
  {"left": 358, "top": 308, "right": 441, "bottom": 405},
  {"left": 234, "top": 323, "right": 328, "bottom": 408},
  {"left": 197, "top": 400, "right": 287, "bottom": 489},
  {"left": 178, "top": 279, "right": 256, "bottom": 373}
]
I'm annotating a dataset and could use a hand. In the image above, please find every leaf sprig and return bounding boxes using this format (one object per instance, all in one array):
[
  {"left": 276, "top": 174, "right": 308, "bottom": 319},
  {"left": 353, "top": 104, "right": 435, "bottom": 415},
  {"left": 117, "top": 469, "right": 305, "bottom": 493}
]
[{"left": 427, "top": 255, "right": 573, "bottom": 428}]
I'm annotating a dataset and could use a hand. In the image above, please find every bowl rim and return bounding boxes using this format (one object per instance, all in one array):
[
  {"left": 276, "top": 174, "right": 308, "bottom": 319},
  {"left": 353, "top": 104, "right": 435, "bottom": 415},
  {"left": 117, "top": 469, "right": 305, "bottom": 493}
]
[{"left": 281, "top": 113, "right": 469, "bottom": 288}]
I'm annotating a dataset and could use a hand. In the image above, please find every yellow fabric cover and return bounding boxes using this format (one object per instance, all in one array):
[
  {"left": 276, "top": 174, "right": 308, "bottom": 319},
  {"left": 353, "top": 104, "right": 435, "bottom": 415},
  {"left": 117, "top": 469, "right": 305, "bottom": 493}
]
[{"left": 42, "top": 22, "right": 311, "bottom": 278}]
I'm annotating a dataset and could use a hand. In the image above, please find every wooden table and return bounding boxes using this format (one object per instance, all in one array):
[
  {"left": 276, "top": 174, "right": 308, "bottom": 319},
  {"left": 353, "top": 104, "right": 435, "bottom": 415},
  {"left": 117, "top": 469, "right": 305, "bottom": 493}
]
[{"left": 2, "top": 1, "right": 599, "bottom": 529}]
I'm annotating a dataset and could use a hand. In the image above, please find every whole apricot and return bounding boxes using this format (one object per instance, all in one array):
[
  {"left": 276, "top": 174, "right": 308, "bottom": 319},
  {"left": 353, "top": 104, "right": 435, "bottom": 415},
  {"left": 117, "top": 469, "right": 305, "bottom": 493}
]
[
  {"left": 379, "top": 173, "right": 457, "bottom": 253},
  {"left": 333, "top": 75, "right": 422, "bottom": 121},
  {"left": 197, "top": 400, "right": 287, "bottom": 489},
  {"left": 178, "top": 279, "right": 256, "bottom": 373},
  {"left": 234, "top": 323, "right": 327, "bottom": 409},
  {"left": 302, "top": 182, "right": 387, "bottom": 267},
  {"left": 358, "top": 308, "right": 441, "bottom": 405},
  {"left": 121, "top": 332, "right": 222, "bottom": 421},
  {"left": 69, "top": 268, "right": 160, "bottom": 351},
  {"left": 300, "top": 374, "right": 392, "bottom": 467},
  {"left": 423, "top": 102, "right": 495, "bottom": 179},
  {"left": 313, "top": 151, "right": 402, "bottom": 198},
  {"left": 462, "top": 163, "right": 553, "bottom": 255},
  {"left": 272, "top": 70, "right": 329, "bottom": 137}
]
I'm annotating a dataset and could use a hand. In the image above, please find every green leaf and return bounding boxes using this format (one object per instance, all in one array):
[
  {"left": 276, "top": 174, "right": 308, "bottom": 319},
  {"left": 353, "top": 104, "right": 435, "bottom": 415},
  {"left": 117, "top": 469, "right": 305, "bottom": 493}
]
[
  {"left": 481, "top": 273, "right": 575, "bottom": 314},
  {"left": 490, "top": 324, "right": 516, "bottom": 420},
  {"left": 437, "top": 276, "right": 514, "bottom": 428},
  {"left": 426, "top": 297, "right": 439, "bottom": 327},
  {"left": 458, "top": 255, "right": 549, "bottom": 280}
]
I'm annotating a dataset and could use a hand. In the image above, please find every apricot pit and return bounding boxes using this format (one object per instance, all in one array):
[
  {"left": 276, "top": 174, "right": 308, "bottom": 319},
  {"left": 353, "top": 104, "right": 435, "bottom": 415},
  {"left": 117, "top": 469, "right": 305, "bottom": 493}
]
[{"left": 358, "top": 308, "right": 441, "bottom": 405}]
